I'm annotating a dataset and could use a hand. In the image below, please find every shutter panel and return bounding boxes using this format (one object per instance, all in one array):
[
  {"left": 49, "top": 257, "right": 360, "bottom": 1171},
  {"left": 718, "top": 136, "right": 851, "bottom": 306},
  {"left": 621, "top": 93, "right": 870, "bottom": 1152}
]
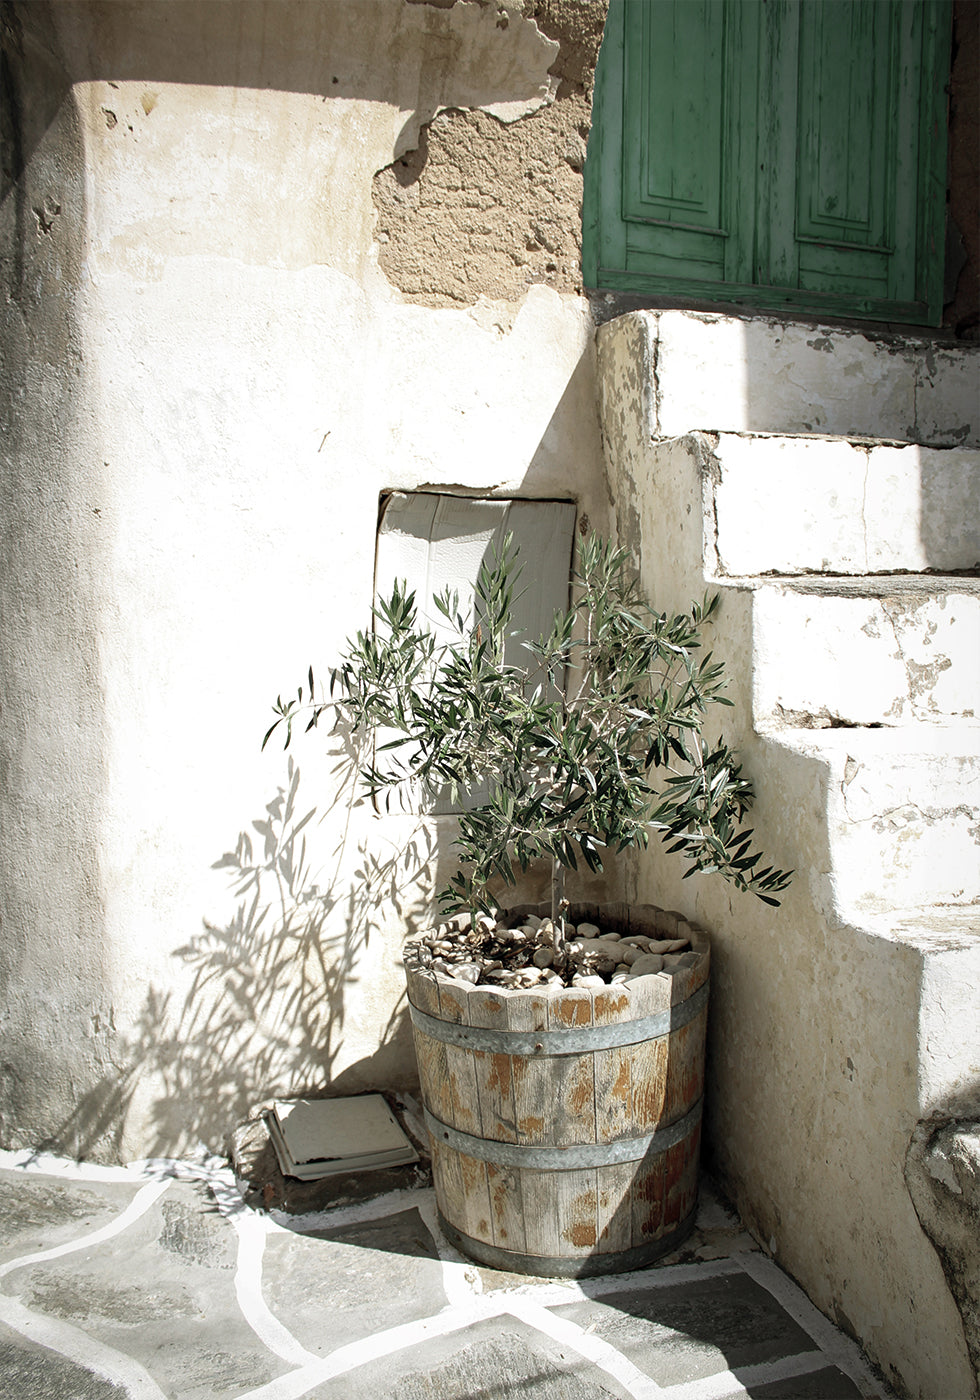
[{"left": 584, "top": 0, "right": 951, "bottom": 326}]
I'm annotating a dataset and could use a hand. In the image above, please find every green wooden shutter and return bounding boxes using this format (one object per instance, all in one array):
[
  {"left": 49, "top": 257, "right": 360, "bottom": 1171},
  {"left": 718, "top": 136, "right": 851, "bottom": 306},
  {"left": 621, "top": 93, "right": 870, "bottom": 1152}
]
[{"left": 584, "top": 0, "right": 951, "bottom": 326}]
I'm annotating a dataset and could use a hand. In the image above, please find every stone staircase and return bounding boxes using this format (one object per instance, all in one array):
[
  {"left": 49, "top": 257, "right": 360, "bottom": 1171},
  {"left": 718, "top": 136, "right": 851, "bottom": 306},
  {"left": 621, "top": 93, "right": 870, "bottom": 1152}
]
[{"left": 596, "top": 309, "right": 980, "bottom": 1400}]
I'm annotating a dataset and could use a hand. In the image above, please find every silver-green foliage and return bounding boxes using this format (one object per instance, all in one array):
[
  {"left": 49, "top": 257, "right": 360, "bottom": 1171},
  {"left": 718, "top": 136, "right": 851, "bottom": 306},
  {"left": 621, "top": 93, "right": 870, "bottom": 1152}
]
[{"left": 265, "top": 534, "right": 791, "bottom": 919}]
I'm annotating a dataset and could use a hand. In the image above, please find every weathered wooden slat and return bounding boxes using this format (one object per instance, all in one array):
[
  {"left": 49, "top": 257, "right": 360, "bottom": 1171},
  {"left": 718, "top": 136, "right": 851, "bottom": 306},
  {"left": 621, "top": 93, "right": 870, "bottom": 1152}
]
[
  {"left": 470, "top": 1050, "right": 518, "bottom": 1143},
  {"left": 664, "top": 1006, "right": 707, "bottom": 1125},
  {"left": 632, "top": 1149, "right": 667, "bottom": 1245},
  {"left": 596, "top": 1161, "right": 635, "bottom": 1255},
  {"left": 486, "top": 1159, "right": 526, "bottom": 1254},
  {"left": 519, "top": 1167, "right": 561, "bottom": 1258},
  {"left": 430, "top": 1137, "right": 467, "bottom": 1240},
  {"left": 592, "top": 983, "right": 634, "bottom": 1027},
  {"left": 414, "top": 1017, "right": 454, "bottom": 1127},
  {"left": 550, "top": 986, "right": 594, "bottom": 1030},
  {"left": 625, "top": 968, "right": 673, "bottom": 1019},
  {"left": 548, "top": 986, "right": 597, "bottom": 1148},
  {"left": 556, "top": 1167, "right": 599, "bottom": 1257},
  {"left": 505, "top": 985, "right": 553, "bottom": 1145},
  {"left": 629, "top": 1032, "right": 669, "bottom": 1135},
  {"left": 468, "top": 988, "right": 518, "bottom": 1144},
  {"left": 457, "top": 1148, "right": 493, "bottom": 1246},
  {"left": 548, "top": 1053, "right": 598, "bottom": 1147},
  {"left": 676, "top": 1120, "right": 701, "bottom": 1225},
  {"left": 511, "top": 1052, "right": 556, "bottom": 1147},
  {"left": 589, "top": 981, "right": 632, "bottom": 1148},
  {"left": 407, "top": 969, "right": 455, "bottom": 1126},
  {"left": 405, "top": 965, "right": 441, "bottom": 1015},
  {"left": 662, "top": 1138, "right": 689, "bottom": 1229},
  {"left": 593, "top": 1044, "right": 633, "bottom": 1144},
  {"left": 503, "top": 986, "right": 551, "bottom": 1033},
  {"left": 437, "top": 978, "right": 482, "bottom": 1136}
]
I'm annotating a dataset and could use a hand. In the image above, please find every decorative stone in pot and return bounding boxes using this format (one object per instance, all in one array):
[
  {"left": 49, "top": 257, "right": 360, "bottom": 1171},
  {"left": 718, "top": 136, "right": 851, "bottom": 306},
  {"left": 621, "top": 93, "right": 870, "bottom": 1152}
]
[{"left": 404, "top": 902, "right": 709, "bottom": 1277}]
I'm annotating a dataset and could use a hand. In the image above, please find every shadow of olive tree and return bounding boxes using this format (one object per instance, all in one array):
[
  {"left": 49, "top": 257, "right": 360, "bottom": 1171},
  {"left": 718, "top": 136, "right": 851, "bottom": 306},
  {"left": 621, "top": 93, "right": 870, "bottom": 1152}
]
[{"left": 45, "top": 756, "right": 436, "bottom": 1161}]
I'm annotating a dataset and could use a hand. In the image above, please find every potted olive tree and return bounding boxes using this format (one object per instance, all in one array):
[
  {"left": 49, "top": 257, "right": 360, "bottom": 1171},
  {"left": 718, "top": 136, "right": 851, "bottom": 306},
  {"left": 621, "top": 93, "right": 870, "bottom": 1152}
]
[{"left": 266, "top": 533, "right": 789, "bottom": 1275}]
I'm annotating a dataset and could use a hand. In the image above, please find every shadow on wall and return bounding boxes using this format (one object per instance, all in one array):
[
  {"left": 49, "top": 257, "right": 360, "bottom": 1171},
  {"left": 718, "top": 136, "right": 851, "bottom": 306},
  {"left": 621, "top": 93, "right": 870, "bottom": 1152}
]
[
  {"left": 2, "top": 0, "right": 557, "bottom": 195},
  {"left": 43, "top": 757, "right": 435, "bottom": 1160}
]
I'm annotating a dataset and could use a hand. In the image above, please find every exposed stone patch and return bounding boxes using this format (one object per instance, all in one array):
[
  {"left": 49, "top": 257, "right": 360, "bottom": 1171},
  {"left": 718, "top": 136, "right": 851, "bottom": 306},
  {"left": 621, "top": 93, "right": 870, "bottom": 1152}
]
[
  {"left": 906, "top": 1118, "right": 980, "bottom": 1390},
  {"left": 373, "top": 0, "right": 607, "bottom": 306}
]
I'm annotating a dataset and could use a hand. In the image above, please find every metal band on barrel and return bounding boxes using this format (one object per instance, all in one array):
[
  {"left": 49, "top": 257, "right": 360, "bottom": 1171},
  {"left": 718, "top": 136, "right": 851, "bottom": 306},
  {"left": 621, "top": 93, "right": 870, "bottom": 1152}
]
[
  {"left": 423, "top": 1099, "right": 702, "bottom": 1171},
  {"left": 408, "top": 977, "right": 707, "bottom": 1056}
]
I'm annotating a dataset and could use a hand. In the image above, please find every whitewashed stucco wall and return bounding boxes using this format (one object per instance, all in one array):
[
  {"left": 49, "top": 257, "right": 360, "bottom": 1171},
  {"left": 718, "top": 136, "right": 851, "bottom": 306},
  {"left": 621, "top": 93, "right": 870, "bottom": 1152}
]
[{"left": 0, "top": 0, "right": 609, "bottom": 1159}]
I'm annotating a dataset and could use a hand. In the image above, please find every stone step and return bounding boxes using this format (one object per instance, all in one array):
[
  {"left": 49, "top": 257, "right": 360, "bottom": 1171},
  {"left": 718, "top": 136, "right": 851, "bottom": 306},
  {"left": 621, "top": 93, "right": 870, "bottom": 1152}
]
[
  {"left": 708, "top": 433, "right": 980, "bottom": 577},
  {"left": 751, "top": 578, "right": 980, "bottom": 730},
  {"left": 642, "top": 309, "right": 979, "bottom": 447},
  {"left": 771, "top": 728, "right": 980, "bottom": 915}
]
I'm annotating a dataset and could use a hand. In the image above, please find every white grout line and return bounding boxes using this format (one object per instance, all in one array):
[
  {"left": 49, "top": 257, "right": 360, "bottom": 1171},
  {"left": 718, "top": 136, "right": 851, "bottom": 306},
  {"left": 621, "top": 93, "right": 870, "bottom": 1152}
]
[
  {"left": 0, "top": 1149, "right": 147, "bottom": 1184},
  {"left": 0, "top": 1175, "right": 173, "bottom": 1400},
  {"left": 737, "top": 1252, "right": 892, "bottom": 1398},
  {"left": 229, "top": 1209, "right": 322, "bottom": 1368},
  {"left": 0, "top": 1177, "right": 172, "bottom": 1280},
  {"left": 497, "top": 1255, "right": 745, "bottom": 1310},
  {"left": 0, "top": 1293, "right": 170, "bottom": 1400},
  {"left": 661, "top": 1349, "right": 831, "bottom": 1400},
  {"left": 232, "top": 1296, "right": 507, "bottom": 1400},
  {"left": 507, "top": 1297, "right": 669, "bottom": 1400},
  {"left": 414, "top": 1192, "right": 484, "bottom": 1306}
]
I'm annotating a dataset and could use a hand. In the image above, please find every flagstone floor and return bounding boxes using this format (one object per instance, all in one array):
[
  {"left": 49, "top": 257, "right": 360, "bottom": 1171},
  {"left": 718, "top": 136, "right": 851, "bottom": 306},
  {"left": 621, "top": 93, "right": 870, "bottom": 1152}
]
[{"left": 0, "top": 1145, "right": 895, "bottom": 1400}]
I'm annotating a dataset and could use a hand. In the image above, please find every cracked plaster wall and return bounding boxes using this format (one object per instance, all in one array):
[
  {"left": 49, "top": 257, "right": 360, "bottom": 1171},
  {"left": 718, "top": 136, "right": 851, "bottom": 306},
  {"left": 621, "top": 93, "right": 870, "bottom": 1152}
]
[{"left": 373, "top": 0, "right": 607, "bottom": 307}]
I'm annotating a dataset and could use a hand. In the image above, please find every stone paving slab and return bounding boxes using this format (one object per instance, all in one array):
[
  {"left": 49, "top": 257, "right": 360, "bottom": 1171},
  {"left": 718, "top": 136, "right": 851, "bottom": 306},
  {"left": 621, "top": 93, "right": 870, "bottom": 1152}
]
[
  {"left": 0, "top": 1172, "right": 141, "bottom": 1265},
  {"left": 0, "top": 1324, "right": 130, "bottom": 1400},
  {"left": 552, "top": 1270, "right": 819, "bottom": 1386},
  {"left": 0, "top": 1152, "right": 894, "bottom": 1400},
  {"left": 262, "top": 1205, "right": 448, "bottom": 1356},
  {"left": 304, "top": 1312, "right": 633, "bottom": 1400},
  {"left": 3, "top": 1174, "right": 283, "bottom": 1400}
]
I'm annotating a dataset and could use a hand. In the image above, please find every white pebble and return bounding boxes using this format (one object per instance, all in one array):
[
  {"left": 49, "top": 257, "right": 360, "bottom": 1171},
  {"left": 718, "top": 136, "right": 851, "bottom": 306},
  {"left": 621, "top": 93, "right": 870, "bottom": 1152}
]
[{"left": 451, "top": 962, "right": 482, "bottom": 984}]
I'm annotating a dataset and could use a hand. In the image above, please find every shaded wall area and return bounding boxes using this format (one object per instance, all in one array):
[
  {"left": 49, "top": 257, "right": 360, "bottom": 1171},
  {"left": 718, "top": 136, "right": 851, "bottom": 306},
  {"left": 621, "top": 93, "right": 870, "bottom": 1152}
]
[{"left": 0, "top": 2, "right": 113, "bottom": 1153}]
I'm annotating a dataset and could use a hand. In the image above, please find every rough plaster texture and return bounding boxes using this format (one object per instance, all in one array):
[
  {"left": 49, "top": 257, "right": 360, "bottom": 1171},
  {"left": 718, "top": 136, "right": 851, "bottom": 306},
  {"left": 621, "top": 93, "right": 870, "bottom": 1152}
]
[
  {"left": 373, "top": 0, "right": 607, "bottom": 307},
  {"left": 752, "top": 585, "right": 980, "bottom": 730},
  {"left": 597, "top": 309, "right": 980, "bottom": 1400},
  {"left": 0, "top": 0, "right": 609, "bottom": 1163}
]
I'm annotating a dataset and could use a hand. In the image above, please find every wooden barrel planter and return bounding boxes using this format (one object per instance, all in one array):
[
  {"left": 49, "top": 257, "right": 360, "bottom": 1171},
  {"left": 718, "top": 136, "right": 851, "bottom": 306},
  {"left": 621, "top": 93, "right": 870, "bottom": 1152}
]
[{"left": 404, "top": 902, "right": 709, "bottom": 1277}]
